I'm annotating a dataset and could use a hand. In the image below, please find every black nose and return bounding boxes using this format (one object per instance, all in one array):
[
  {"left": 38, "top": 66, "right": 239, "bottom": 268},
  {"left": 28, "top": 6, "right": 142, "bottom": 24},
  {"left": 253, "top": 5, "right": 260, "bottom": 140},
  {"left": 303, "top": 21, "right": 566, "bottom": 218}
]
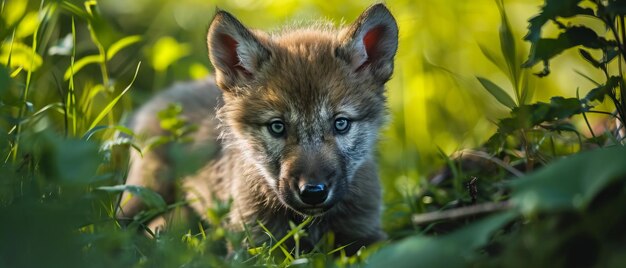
[{"left": 299, "top": 184, "right": 328, "bottom": 205}]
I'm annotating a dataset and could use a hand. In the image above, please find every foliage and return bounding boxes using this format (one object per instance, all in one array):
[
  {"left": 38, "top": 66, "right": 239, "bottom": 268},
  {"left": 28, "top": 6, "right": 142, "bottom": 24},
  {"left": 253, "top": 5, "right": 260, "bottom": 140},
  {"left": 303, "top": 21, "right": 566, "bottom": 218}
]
[{"left": 1, "top": 0, "right": 626, "bottom": 267}]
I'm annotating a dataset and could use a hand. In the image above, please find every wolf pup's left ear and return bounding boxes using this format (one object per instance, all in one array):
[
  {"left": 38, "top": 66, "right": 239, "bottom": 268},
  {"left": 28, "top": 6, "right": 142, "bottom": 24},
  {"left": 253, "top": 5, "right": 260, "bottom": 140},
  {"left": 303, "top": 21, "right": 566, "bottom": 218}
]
[
  {"left": 337, "top": 4, "right": 399, "bottom": 83},
  {"left": 207, "top": 9, "right": 271, "bottom": 90}
]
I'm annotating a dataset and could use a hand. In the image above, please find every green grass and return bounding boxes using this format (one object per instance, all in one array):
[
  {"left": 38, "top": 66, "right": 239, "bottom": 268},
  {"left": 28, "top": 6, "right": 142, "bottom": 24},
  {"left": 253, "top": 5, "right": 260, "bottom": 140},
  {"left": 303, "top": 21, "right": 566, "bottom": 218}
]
[{"left": 1, "top": 0, "right": 626, "bottom": 267}]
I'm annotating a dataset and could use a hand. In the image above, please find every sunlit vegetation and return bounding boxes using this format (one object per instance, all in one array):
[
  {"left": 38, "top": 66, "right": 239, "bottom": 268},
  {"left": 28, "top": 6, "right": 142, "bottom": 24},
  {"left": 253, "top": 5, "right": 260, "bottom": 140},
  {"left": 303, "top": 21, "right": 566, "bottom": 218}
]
[{"left": 1, "top": 0, "right": 625, "bottom": 267}]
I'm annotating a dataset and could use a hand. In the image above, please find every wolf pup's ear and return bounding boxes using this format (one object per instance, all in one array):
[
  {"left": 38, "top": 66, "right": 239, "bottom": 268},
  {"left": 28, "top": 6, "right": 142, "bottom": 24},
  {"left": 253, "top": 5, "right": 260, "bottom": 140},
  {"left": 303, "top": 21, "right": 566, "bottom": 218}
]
[
  {"left": 207, "top": 10, "right": 270, "bottom": 90},
  {"left": 337, "top": 4, "right": 399, "bottom": 83}
]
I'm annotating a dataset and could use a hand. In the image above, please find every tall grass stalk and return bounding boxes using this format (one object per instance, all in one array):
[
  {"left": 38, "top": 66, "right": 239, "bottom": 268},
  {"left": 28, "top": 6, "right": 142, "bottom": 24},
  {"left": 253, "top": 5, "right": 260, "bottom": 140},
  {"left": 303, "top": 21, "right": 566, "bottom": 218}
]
[{"left": 11, "top": 0, "right": 45, "bottom": 162}]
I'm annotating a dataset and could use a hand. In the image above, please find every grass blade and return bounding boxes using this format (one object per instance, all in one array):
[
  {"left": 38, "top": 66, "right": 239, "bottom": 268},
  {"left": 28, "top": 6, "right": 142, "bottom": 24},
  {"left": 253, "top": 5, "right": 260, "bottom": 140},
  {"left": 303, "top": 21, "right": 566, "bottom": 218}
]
[
  {"left": 68, "top": 16, "right": 77, "bottom": 136},
  {"left": 257, "top": 220, "right": 295, "bottom": 261},
  {"left": 476, "top": 76, "right": 516, "bottom": 109},
  {"left": 496, "top": 0, "right": 517, "bottom": 80},
  {"left": 82, "top": 124, "right": 134, "bottom": 140},
  {"left": 107, "top": 35, "right": 141, "bottom": 60},
  {"left": 63, "top": 54, "right": 100, "bottom": 80},
  {"left": 270, "top": 216, "right": 313, "bottom": 253},
  {"left": 87, "top": 61, "right": 141, "bottom": 131}
]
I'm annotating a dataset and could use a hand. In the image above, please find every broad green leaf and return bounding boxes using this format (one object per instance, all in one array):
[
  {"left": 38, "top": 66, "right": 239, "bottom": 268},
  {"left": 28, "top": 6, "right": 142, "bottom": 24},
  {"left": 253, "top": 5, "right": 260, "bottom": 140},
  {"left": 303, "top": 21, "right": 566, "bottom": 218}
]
[
  {"left": 477, "top": 76, "right": 517, "bottom": 109},
  {"left": 510, "top": 146, "right": 626, "bottom": 214},
  {"left": 524, "top": 0, "right": 593, "bottom": 43},
  {"left": 497, "top": 97, "right": 584, "bottom": 134},
  {"left": 0, "top": 42, "right": 43, "bottom": 72},
  {"left": 2, "top": 0, "right": 27, "bottom": 26},
  {"left": 98, "top": 185, "right": 166, "bottom": 210},
  {"left": 524, "top": 26, "right": 608, "bottom": 69},
  {"left": 63, "top": 55, "right": 100, "bottom": 80},
  {"left": 584, "top": 76, "right": 620, "bottom": 103},
  {"left": 366, "top": 211, "right": 516, "bottom": 268},
  {"left": 15, "top": 12, "right": 39, "bottom": 38},
  {"left": 35, "top": 133, "right": 101, "bottom": 182},
  {"left": 547, "top": 96, "right": 585, "bottom": 119},
  {"left": 107, "top": 35, "right": 142, "bottom": 60},
  {"left": 88, "top": 62, "right": 141, "bottom": 130}
]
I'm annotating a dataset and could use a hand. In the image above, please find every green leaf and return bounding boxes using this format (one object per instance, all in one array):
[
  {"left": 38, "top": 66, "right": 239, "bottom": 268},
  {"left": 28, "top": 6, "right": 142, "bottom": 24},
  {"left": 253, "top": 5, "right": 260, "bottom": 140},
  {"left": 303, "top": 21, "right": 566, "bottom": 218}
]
[
  {"left": 584, "top": 76, "right": 620, "bottom": 103},
  {"left": 478, "top": 43, "right": 508, "bottom": 74},
  {"left": 477, "top": 76, "right": 517, "bottom": 109},
  {"left": 63, "top": 54, "right": 100, "bottom": 80},
  {"left": 0, "top": 42, "right": 43, "bottom": 72},
  {"left": 548, "top": 96, "right": 585, "bottom": 119},
  {"left": 3, "top": 0, "right": 27, "bottom": 26},
  {"left": 524, "top": 0, "right": 593, "bottom": 44},
  {"left": 497, "top": 97, "right": 584, "bottom": 134},
  {"left": 510, "top": 146, "right": 626, "bottom": 214},
  {"left": 579, "top": 49, "right": 601, "bottom": 68},
  {"left": 157, "top": 103, "right": 186, "bottom": 132},
  {"left": 87, "top": 62, "right": 141, "bottom": 130},
  {"left": 59, "top": 1, "right": 88, "bottom": 20},
  {"left": 107, "top": 35, "right": 141, "bottom": 60},
  {"left": 524, "top": 26, "right": 610, "bottom": 70},
  {"left": 269, "top": 217, "right": 313, "bottom": 254},
  {"left": 496, "top": 0, "right": 517, "bottom": 79},
  {"left": 35, "top": 133, "right": 101, "bottom": 183},
  {"left": 98, "top": 185, "right": 166, "bottom": 210},
  {"left": 366, "top": 211, "right": 517, "bottom": 268},
  {"left": 15, "top": 12, "right": 39, "bottom": 39}
]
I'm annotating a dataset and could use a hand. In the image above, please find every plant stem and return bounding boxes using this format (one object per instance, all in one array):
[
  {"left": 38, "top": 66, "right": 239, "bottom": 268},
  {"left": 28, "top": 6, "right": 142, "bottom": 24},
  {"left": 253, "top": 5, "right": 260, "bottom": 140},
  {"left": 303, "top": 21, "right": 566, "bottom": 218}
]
[
  {"left": 587, "top": 110, "right": 617, "bottom": 116},
  {"left": 412, "top": 201, "right": 512, "bottom": 225},
  {"left": 12, "top": 9, "right": 42, "bottom": 162},
  {"left": 616, "top": 15, "right": 626, "bottom": 125}
]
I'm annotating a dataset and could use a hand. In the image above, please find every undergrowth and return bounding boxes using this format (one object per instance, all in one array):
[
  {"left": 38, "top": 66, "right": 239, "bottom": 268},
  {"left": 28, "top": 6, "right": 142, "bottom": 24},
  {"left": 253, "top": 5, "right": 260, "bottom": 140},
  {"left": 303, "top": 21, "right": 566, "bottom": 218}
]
[{"left": 1, "top": 0, "right": 626, "bottom": 267}]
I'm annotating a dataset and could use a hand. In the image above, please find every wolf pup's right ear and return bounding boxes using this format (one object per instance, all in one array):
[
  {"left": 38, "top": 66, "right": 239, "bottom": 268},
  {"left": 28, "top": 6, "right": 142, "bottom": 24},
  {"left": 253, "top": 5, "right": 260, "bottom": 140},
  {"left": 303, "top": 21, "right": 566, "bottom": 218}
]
[
  {"left": 207, "top": 10, "right": 270, "bottom": 90},
  {"left": 337, "top": 4, "right": 399, "bottom": 84}
]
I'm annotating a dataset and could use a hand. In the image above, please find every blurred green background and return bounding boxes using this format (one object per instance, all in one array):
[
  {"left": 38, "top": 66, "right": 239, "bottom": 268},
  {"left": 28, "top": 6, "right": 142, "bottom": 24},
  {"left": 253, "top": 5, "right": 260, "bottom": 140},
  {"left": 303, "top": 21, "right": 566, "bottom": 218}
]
[{"left": 2, "top": 0, "right": 619, "bottom": 266}]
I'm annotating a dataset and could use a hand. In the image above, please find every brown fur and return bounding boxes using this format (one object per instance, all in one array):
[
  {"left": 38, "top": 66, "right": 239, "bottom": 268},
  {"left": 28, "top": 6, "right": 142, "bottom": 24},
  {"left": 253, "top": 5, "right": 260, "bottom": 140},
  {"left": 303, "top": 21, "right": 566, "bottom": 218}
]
[{"left": 117, "top": 4, "right": 398, "bottom": 255}]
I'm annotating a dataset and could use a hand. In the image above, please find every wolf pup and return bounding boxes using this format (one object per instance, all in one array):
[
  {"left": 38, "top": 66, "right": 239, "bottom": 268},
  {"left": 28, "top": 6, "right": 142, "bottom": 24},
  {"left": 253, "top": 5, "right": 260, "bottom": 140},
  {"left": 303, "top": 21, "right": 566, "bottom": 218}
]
[{"left": 117, "top": 3, "right": 398, "bottom": 254}]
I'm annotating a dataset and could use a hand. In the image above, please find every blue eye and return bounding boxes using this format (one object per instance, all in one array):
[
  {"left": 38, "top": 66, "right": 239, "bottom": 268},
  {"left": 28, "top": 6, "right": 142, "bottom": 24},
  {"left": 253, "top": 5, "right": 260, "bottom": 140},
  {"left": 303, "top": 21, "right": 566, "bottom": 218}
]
[
  {"left": 334, "top": 117, "right": 351, "bottom": 134},
  {"left": 268, "top": 120, "right": 285, "bottom": 137}
]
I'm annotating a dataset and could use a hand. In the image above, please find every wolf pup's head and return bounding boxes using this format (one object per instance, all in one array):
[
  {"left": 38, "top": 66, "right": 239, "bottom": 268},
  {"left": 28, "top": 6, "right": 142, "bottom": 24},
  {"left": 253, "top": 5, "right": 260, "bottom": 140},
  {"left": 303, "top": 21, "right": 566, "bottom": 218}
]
[{"left": 207, "top": 4, "right": 398, "bottom": 216}]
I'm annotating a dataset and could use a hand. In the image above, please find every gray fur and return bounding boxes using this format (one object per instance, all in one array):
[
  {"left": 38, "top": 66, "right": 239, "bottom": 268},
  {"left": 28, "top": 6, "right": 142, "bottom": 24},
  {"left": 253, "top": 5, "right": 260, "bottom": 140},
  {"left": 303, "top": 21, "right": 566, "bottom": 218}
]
[{"left": 117, "top": 4, "right": 398, "bottom": 255}]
